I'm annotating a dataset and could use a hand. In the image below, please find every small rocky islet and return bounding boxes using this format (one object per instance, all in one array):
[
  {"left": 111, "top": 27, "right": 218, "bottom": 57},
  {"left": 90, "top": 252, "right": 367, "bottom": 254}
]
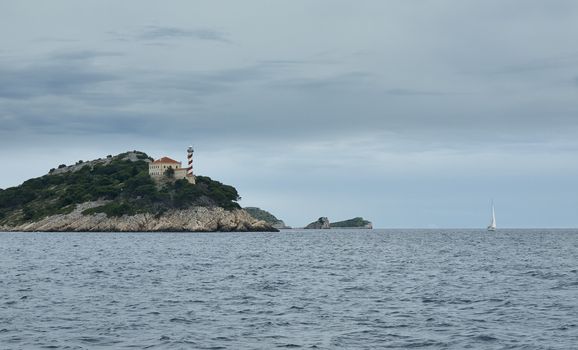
[{"left": 304, "top": 216, "right": 373, "bottom": 229}]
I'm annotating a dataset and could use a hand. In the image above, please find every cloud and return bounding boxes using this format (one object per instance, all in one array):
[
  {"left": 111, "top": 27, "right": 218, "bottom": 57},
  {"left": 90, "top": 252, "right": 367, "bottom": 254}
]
[
  {"left": 269, "top": 73, "right": 449, "bottom": 96},
  {"left": 49, "top": 50, "right": 123, "bottom": 61},
  {"left": 0, "top": 50, "right": 128, "bottom": 100},
  {"left": 270, "top": 71, "right": 373, "bottom": 90},
  {"left": 0, "top": 51, "right": 268, "bottom": 106},
  {"left": 2, "top": 45, "right": 577, "bottom": 153},
  {"left": 259, "top": 60, "right": 311, "bottom": 66},
  {"left": 481, "top": 52, "right": 578, "bottom": 75},
  {"left": 134, "top": 25, "right": 231, "bottom": 43},
  {"left": 32, "top": 37, "right": 80, "bottom": 43},
  {"left": 0, "top": 62, "right": 118, "bottom": 100},
  {"left": 0, "top": 52, "right": 281, "bottom": 140},
  {"left": 384, "top": 88, "right": 448, "bottom": 96}
]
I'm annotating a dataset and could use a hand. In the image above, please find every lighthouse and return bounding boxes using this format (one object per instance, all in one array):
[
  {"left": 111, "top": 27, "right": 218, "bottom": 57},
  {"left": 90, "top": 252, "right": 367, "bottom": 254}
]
[
  {"left": 148, "top": 146, "right": 196, "bottom": 184},
  {"left": 186, "top": 146, "right": 195, "bottom": 184}
]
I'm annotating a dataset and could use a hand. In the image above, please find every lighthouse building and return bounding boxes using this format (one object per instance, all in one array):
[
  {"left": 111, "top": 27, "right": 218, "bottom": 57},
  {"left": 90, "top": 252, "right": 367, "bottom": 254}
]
[{"left": 149, "top": 147, "right": 196, "bottom": 184}]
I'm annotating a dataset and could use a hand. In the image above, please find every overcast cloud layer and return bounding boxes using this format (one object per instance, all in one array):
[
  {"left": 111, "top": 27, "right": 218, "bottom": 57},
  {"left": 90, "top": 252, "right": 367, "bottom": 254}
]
[{"left": 1, "top": 1, "right": 578, "bottom": 228}]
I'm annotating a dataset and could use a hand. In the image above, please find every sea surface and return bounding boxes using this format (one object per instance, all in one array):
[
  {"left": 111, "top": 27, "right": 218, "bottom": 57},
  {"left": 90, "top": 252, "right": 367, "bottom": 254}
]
[{"left": 1, "top": 229, "right": 577, "bottom": 349}]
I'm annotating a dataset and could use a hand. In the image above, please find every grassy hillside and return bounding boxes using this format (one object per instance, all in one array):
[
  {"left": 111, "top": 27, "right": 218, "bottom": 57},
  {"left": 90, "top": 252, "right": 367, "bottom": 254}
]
[{"left": 0, "top": 151, "right": 241, "bottom": 224}]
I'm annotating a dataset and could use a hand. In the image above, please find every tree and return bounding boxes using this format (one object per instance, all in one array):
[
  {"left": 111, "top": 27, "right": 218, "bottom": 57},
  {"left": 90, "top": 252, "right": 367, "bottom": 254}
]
[{"left": 164, "top": 167, "right": 175, "bottom": 178}]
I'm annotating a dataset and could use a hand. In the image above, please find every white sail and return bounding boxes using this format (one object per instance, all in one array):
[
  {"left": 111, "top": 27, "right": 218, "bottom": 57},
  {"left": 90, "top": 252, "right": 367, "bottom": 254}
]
[{"left": 487, "top": 203, "right": 496, "bottom": 231}]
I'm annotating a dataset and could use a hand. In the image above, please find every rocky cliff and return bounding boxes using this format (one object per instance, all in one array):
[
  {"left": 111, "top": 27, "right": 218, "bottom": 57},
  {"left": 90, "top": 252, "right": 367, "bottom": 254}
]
[
  {"left": 0, "top": 201, "right": 277, "bottom": 232},
  {"left": 304, "top": 217, "right": 331, "bottom": 229},
  {"left": 244, "top": 207, "right": 291, "bottom": 229}
]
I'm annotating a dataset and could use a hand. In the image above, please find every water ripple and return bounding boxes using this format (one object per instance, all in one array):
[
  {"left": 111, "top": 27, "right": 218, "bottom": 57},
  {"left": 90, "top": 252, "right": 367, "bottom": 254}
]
[{"left": 1, "top": 229, "right": 577, "bottom": 349}]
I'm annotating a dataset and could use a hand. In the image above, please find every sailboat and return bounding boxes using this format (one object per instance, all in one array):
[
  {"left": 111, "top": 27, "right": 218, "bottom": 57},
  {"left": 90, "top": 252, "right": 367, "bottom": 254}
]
[{"left": 487, "top": 202, "right": 496, "bottom": 231}]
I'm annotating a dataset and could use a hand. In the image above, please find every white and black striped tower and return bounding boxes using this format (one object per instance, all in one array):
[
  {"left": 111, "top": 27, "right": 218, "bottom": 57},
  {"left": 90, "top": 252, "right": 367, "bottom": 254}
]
[{"left": 186, "top": 146, "right": 194, "bottom": 178}]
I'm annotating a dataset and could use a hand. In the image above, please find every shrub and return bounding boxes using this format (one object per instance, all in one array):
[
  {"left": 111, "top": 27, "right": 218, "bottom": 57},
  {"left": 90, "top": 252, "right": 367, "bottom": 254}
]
[
  {"left": 82, "top": 202, "right": 135, "bottom": 217},
  {"left": 164, "top": 167, "right": 175, "bottom": 178}
]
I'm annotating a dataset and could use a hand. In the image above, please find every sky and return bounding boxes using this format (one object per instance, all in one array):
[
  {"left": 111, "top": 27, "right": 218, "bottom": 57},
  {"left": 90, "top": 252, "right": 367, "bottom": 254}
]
[{"left": 1, "top": 1, "right": 578, "bottom": 228}]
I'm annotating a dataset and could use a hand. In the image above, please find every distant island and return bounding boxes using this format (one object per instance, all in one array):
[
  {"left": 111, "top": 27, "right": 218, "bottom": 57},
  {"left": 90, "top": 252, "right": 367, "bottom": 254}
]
[
  {"left": 331, "top": 217, "right": 373, "bottom": 229},
  {"left": 0, "top": 151, "right": 277, "bottom": 232},
  {"left": 304, "top": 216, "right": 373, "bottom": 229}
]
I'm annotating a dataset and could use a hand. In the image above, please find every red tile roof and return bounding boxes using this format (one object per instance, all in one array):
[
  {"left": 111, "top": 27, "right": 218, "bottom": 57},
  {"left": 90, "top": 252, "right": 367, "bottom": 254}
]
[{"left": 152, "top": 157, "right": 181, "bottom": 164}]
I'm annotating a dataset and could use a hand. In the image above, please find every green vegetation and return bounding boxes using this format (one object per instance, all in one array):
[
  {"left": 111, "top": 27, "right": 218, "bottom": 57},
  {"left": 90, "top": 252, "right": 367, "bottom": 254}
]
[
  {"left": 244, "top": 207, "right": 286, "bottom": 227},
  {"left": 244, "top": 207, "right": 280, "bottom": 223},
  {"left": 164, "top": 167, "right": 175, "bottom": 178},
  {"left": 0, "top": 151, "right": 241, "bottom": 224},
  {"left": 330, "top": 217, "right": 372, "bottom": 228}
]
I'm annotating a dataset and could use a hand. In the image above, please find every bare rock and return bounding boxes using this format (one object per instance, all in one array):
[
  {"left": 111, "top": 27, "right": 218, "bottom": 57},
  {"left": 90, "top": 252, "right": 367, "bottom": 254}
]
[
  {"left": 304, "top": 217, "right": 331, "bottom": 229},
  {"left": 1, "top": 202, "right": 278, "bottom": 232}
]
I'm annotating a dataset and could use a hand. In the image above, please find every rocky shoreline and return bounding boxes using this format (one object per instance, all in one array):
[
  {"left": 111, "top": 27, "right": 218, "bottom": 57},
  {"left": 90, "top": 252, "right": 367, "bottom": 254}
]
[
  {"left": 0, "top": 202, "right": 278, "bottom": 232},
  {"left": 244, "top": 207, "right": 291, "bottom": 229}
]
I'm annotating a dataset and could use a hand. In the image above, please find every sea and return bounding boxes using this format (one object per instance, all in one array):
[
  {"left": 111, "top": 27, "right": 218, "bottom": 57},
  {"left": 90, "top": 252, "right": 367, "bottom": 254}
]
[{"left": 1, "top": 229, "right": 577, "bottom": 349}]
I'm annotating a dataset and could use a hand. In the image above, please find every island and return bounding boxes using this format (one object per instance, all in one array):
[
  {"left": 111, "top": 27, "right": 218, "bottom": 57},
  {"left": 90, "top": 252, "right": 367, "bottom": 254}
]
[
  {"left": 0, "top": 151, "right": 277, "bottom": 232},
  {"left": 304, "top": 216, "right": 373, "bottom": 229},
  {"left": 304, "top": 217, "right": 331, "bottom": 229},
  {"left": 331, "top": 217, "right": 373, "bottom": 229}
]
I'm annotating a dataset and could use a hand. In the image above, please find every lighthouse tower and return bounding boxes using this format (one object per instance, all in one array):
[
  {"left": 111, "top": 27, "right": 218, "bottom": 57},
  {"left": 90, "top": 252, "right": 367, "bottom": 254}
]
[{"left": 186, "top": 146, "right": 195, "bottom": 184}]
